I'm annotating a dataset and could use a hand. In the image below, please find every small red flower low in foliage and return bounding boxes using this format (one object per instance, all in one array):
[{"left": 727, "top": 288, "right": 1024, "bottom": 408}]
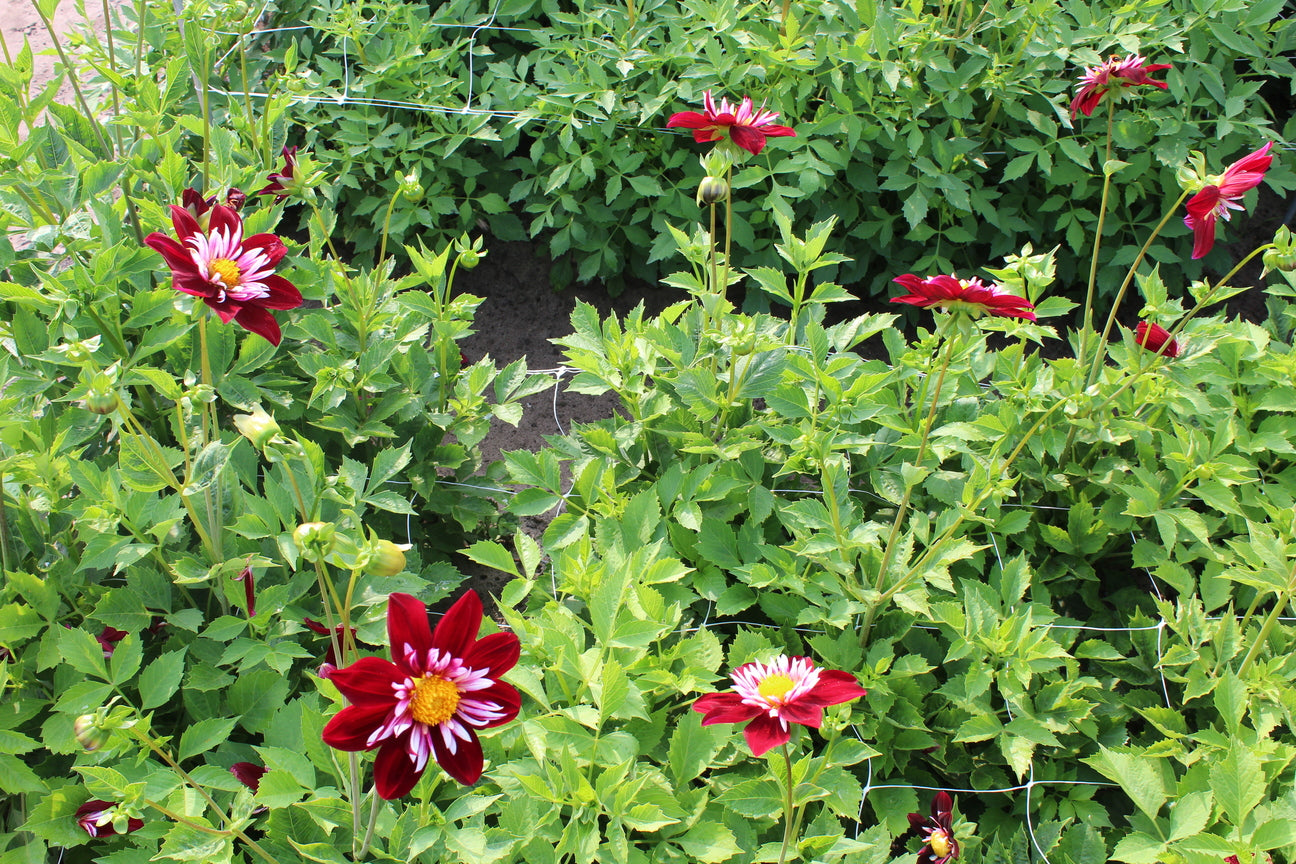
[
  {"left": 76, "top": 800, "right": 143, "bottom": 838},
  {"left": 144, "top": 202, "right": 303, "bottom": 345},
  {"left": 667, "top": 91, "right": 796, "bottom": 156},
  {"left": 255, "top": 146, "right": 300, "bottom": 202},
  {"left": 1070, "top": 53, "right": 1171, "bottom": 118},
  {"left": 891, "top": 274, "right": 1036, "bottom": 322},
  {"left": 1184, "top": 143, "right": 1274, "bottom": 259},
  {"left": 230, "top": 761, "right": 268, "bottom": 792},
  {"left": 303, "top": 617, "right": 356, "bottom": 667},
  {"left": 907, "top": 791, "right": 959, "bottom": 864},
  {"left": 1134, "top": 321, "right": 1180, "bottom": 358},
  {"left": 321, "top": 591, "right": 521, "bottom": 798},
  {"left": 692, "top": 655, "right": 866, "bottom": 756}
]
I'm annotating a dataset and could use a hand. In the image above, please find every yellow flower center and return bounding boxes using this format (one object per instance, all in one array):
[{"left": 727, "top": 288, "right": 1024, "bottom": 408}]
[
  {"left": 209, "top": 258, "right": 242, "bottom": 287},
  {"left": 757, "top": 673, "right": 795, "bottom": 702},
  {"left": 930, "top": 828, "right": 952, "bottom": 858},
  {"left": 409, "top": 675, "right": 460, "bottom": 726}
]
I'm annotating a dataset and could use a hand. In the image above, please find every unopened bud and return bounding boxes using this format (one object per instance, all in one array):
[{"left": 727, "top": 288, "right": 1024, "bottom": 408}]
[
  {"left": 232, "top": 406, "right": 281, "bottom": 450},
  {"left": 455, "top": 235, "right": 485, "bottom": 270},
  {"left": 293, "top": 522, "right": 336, "bottom": 562},
  {"left": 697, "top": 176, "right": 729, "bottom": 206},
  {"left": 364, "top": 539, "right": 408, "bottom": 578},
  {"left": 83, "top": 374, "right": 119, "bottom": 415},
  {"left": 399, "top": 172, "right": 424, "bottom": 203},
  {"left": 1264, "top": 226, "right": 1296, "bottom": 272},
  {"left": 74, "top": 714, "right": 110, "bottom": 751},
  {"left": 225, "top": 188, "right": 247, "bottom": 211}
]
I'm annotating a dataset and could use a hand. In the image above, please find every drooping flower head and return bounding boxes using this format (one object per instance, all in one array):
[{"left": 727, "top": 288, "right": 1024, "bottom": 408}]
[
  {"left": 667, "top": 91, "right": 796, "bottom": 156},
  {"left": 1134, "top": 321, "right": 1180, "bottom": 358},
  {"left": 1184, "top": 143, "right": 1274, "bottom": 259},
  {"left": 230, "top": 761, "right": 268, "bottom": 793},
  {"left": 76, "top": 800, "right": 144, "bottom": 838},
  {"left": 907, "top": 791, "right": 959, "bottom": 864},
  {"left": 144, "top": 203, "right": 303, "bottom": 346},
  {"left": 321, "top": 591, "right": 521, "bottom": 799},
  {"left": 96, "top": 626, "right": 128, "bottom": 658},
  {"left": 1069, "top": 53, "right": 1172, "bottom": 119},
  {"left": 693, "top": 655, "right": 865, "bottom": 756},
  {"left": 256, "top": 146, "right": 300, "bottom": 202},
  {"left": 891, "top": 274, "right": 1037, "bottom": 322}
]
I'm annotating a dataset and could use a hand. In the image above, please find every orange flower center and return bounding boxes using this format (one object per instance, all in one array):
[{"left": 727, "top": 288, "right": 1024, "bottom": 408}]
[
  {"left": 929, "top": 828, "right": 952, "bottom": 858},
  {"left": 409, "top": 675, "right": 460, "bottom": 725},
  {"left": 209, "top": 258, "right": 242, "bottom": 287},
  {"left": 757, "top": 673, "right": 795, "bottom": 702}
]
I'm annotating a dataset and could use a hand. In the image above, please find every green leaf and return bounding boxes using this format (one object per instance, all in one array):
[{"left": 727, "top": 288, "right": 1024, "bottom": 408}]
[
  {"left": 182, "top": 440, "right": 232, "bottom": 495},
  {"left": 461, "top": 540, "right": 520, "bottom": 578},
  {"left": 667, "top": 713, "right": 725, "bottom": 786},
  {"left": 20, "top": 786, "right": 84, "bottom": 845},
  {"left": 179, "top": 717, "right": 239, "bottom": 760},
  {"left": 156, "top": 820, "right": 232, "bottom": 862},
  {"left": 59, "top": 626, "right": 108, "bottom": 680},
  {"left": 1211, "top": 743, "right": 1264, "bottom": 827},
  {"left": 1085, "top": 749, "right": 1165, "bottom": 819},
  {"left": 140, "top": 650, "right": 188, "bottom": 709},
  {"left": 109, "top": 633, "right": 143, "bottom": 684},
  {"left": 677, "top": 822, "right": 741, "bottom": 863}
]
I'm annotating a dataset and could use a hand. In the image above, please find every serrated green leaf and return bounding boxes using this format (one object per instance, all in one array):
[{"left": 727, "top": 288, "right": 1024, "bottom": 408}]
[{"left": 140, "top": 649, "right": 188, "bottom": 709}]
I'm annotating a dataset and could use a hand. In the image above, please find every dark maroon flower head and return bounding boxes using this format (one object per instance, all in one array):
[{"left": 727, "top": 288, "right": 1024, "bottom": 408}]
[
  {"left": 907, "top": 791, "right": 959, "bottom": 864},
  {"left": 144, "top": 203, "right": 303, "bottom": 346},
  {"left": 230, "top": 761, "right": 268, "bottom": 792},
  {"left": 233, "top": 563, "right": 256, "bottom": 618},
  {"left": 96, "top": 626, "right": 128, "bottom": 658},
  {"left": 304, "top": 617, "right": 357, "bottom": 667},
  {"left": 76, "top": 800, "right": 143, "bottom": 837},
  {"left": 1184, "top": 143, "right": 1274, "bottom": 259},
  {"left": 321, "top": 591, "right": 522, "bottom": 798},
  {"left": 225, "top": 188, "right": 247, "bottom": 211},
  {"left": 256, "top": 146, "right": 299, "bottom": 202}
]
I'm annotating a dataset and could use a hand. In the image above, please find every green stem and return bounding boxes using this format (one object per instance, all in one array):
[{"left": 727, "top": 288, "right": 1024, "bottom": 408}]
[
  {"left": 377, "top": 188, "right": 402, "bottom": 266},
  {"left": 777, "top": 743, "right": 797, "bottom": 864},
  {"left": 1079, "top": 101, "right": 1116, "bottom": 368},
  {"left": 311, "top": 199, "right": 342, "bottom": 261},
  {"left": 30, "top": 0, "right": 113, "bottom": 157},
  {"left": 356, "top": 789, "right": 381, "bottom": 861},
  {"left": 0, "top": 470, "right": 10, "bottom": 575},
  {"left": 197, "top": 316, "right": 224, "bottom": 562},
  {"left": 1237, "top": 557, "right": 1296, "bottom": 677},
  {"left": 1085, "top": 190, "right": 1190, "bottom": 390}
]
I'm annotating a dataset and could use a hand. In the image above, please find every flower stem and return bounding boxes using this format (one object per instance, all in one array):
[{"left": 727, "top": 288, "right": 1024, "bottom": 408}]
[
  {"left": 777, "top": 743, "right": 797, "bottom": 864},
  {"left": 1079, "top": 101, "right": 1116, "bottom": 369},
  {"left": 311, "top": 199, "right": 342, "bottom": 261},
  {"left": 356, "top": 788, "right": 381, "bottom": 861},
  {"left": 1084, "top": 190, "right": 1189, "bottom": 390},
  {"left": 1237, "top": 556, "right": 1296, "bottom": 677},
  {"left": 377, "top": 187, "right": 402, "bottom": 266}
]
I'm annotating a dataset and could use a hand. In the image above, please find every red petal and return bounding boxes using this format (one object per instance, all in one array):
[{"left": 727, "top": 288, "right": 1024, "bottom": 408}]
[
  {"left": 230, "top": 761, "right": 267, "bottom": 792},
  {"left": 432, "top": 726, "right": 485, "bottom": 785},
  {"left": 468, "top": 680, "right": 522, "bottom": 728},
  {"left": 387, "top": 593, "right": 435, "bottom": 672},
  {"left": 666, "top": 111, "right": 710, "bottom": 129},
  {"left": 244, "top": 232, "right": 288, "bottom": 266},
  {"left": 729, "top": 125, "right": 766, "bottom": 155},
  {"left": 759, "top": 124, "right": 796, "bottom": 139},
  {"left": 322, "top": 702, "right": 393, "bottom": 750},
  {"left": 694, "top": 692, "right": 762, "bottom": 724},
  {"left": 208, "top": 204, "right": 242, "bottom": 236},
  {"left": 743, "top": 714, "right": 789, "bottom": 756},
  {"left": 464, "top": 631, "right": 520, "bottom": 678},
  {"left": 257, "top": 274, "right": 303, "bottom": 310},
  {"left": 374, "top": 736, "right": 425, "bottom": 799},
  {"left": 326, "top": 656, "right": 404, "bottom": 705},
  {"left": 432, "top": 591, "right": 483, "bottom": 659},
  {"left": 803, "top": 670, "right": 867, "bottom": 706},
  {"left": 145, "top": 232, "right": 198, "bottom": 276},
  {"left": 168, "top": 204, "right": 203, "bottom": 241},
  {"left": 777, "top": 700, "right": 824, "bottom": 727},
  {"left": 232, "top": 304, "right": 282, "bottom": 345}
]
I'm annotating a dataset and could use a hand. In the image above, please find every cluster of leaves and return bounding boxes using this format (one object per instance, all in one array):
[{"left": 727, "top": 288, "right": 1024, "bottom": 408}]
[{"left": 263, "top": 0, "right": 1295, "bottom": 295}]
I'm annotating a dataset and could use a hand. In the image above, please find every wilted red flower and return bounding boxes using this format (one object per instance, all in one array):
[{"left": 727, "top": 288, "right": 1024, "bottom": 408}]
[
  {"left": 908, "top": 791, "right": 959, "bottom": 864},
  {"left": 891, "top": 274, "right": 1037, "bottom": 322},
  {"left": 667, "top": 91, "right": 796, "bottom": 156},
  {"left": 1184, "top": 143, "right": 1274, "bottom": 259},
  {"left": 304, "top": 616, "right": 356, "bottom": 667},
  {"left": 255, "top": 146, "right": 299, "bottom": 202},
  {"left": 230, "top": 761, "right": 268, "bottom": 792},
  {"left": 233, "top": 562, "right": 256, "bottom": 618},
  {"left": 144, "top": 203, "right": 303, "bottom": 346},
  {"left": 693, "top": 655, "right": 866, "bottom": 756},
  {"left": 321, "top": 591, "right": 521, "bottom": 798},
  {"left": 76, "top": 800, "right": 143, "bottom": 837},
  {"left": 96, "top": 626, "right": 128, "bottom": 658},
  {"left": 1070, "top": 53, "right": 1171, "bottom": 119},
  {"left": 1134, "top": 321, "right": 1180, "bottom": 358}
]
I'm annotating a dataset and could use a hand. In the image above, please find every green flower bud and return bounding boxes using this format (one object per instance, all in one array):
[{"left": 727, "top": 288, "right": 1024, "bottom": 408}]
[
  {"left": 293, "top": 522, "right": 336, "bottom": 562},
  {"left": 83, "top": 387, "right": 119, "bottom": 415},
  {"left": 455, "top": 234, "right": 485, "bottom": 270},
  {"left": 363, "top": 539, "right": 408, "bottom": 578},
  {"left": 232, "top": 406, "right": 282, "bottom": 450},
  {"left": 399, "top": 171, "right": 425, "bottom": 203},
  {"left": 74, "top": 714, "right": 111, "bottom": 751},
  {"left": 697, "top": 176, "right": 729, "bottom": 206},
  {"left": 1264, "top": 226, "right": 1296, "bottom": 273}
]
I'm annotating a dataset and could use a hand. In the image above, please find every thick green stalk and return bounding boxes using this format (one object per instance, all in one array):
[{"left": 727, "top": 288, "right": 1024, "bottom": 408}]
[
  {"left": 1078, "top": 101, "right": 1116, "bottom": 368},
  {"left": 777, "top": 743, "right": 797, "bottom": 864}
]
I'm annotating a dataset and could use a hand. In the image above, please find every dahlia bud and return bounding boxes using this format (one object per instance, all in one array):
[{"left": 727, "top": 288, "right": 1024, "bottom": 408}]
[
  {"left": 363, "top": 539, "right": 408, "bottom": 578},
  {"left": 74, "top": 714, "right": 110, "bottom": 751},
  {"left": 399, "top": 171, "right": 424, "bottom": 203},
  {"left": 83, "top": 374, "right": 119, "bottom": 415},
  {"left": 293, "top": 522, "right": 336, "bottom": 562},
  {"left": 696, "top": 176, "right": 729, "bottom": 206},
  {"left": 1263, "top": 226, "right": 1296, "bottom": 273},
  {"left": 1175, "top": 151, "right": 1209, "bottom": 193},
  {"left": 232, "top": 406, "right": 282, "bottom": 450},
  {"left": 224, "top": 188, "right": 247, "bottom": 211},
  {"left": 455, "top": 234, "right": 485, "bottom": 270}
]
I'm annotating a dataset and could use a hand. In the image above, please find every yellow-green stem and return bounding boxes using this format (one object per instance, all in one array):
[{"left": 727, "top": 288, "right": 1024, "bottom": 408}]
[
  {"left": 1237, "top": 557, "right": 1296, "bottom": 677},
  {"left": 1079, "top": 101, "right": 1116, "bottom": 368},
  {"left": 777, "top": 743, "right": 797, "bottom": 864}
]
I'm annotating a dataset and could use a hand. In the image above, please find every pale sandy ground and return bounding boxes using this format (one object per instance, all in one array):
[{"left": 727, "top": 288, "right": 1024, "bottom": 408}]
[{"left": 1, "top": 0, "right": 130, "bottom": 102}]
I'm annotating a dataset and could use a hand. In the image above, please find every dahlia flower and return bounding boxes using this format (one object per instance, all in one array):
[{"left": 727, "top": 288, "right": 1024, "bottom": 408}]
[
  {"left": 255, "top": 146, "right": 300, "bottom": 202},
  {"left": 692, "top": 655, "right": 866, "bottom": 756},
  {"left": 230, "top": 761, "right": 268, "bottom": 792},
  {"left": 1134, "top": 321, "right": 1180, "bottom": 358},
  {"left": 1070, "top": 53, "right": 1171, "bottom": 119},
  {"left": 76, "top": 800, "right": 143, "bottom": 838},
  {"left": 321, "top": 591, "right": 521, "bottom": 798},
  {"left": 667, "top": 91, "right": 796, "bottom": 156},
  {"left": 1184, "top": 143, "right": 1274, "bottom": 259},
  {"left": 891, "top": 274, "right": 1036, "bottom": 322},
  {"left": 144, "top": 203, "right": 302, "bottom": 346},
  {"left": 907, "top": 791, "right": 959, "bottom": 864}
]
